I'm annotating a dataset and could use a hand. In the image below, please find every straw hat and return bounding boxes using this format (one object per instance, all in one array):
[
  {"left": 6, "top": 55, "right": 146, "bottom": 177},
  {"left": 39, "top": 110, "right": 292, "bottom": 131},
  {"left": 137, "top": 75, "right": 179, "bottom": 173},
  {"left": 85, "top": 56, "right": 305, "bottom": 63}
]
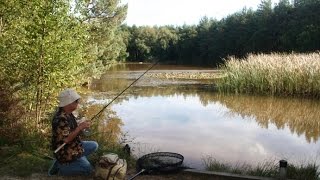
[{"left": 58, "top": 88, "right": 81, "bottom": 107}]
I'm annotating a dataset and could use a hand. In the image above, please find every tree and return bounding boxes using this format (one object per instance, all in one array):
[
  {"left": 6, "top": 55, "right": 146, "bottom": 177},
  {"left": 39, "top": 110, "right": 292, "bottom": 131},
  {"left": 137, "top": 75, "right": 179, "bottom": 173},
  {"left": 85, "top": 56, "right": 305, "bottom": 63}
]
[
  {"left": 0, "top": 0, "right": 88, "bottom": 134},
  {"left": 126, "top": 26, "right": 157, "bottom": 61},
  {"left": 76, "top": 0, "right": 128, "bottom": 64},
  {"left": 154, "top": 26, "right": 178, "bottom": 61},
  {"left": 195, "top": 17, "right": 214, "bottom": 65},
  {"left": 176, "top": 25, "right": 198, "bottom": 65}
]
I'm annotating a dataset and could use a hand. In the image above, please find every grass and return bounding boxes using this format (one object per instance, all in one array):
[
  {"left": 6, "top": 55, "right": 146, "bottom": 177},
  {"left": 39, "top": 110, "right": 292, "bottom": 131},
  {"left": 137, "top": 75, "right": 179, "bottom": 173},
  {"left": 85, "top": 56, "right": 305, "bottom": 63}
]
[
  {"left": 217, "top": 52, "right": 320, "bottom": 98},
  {"left": 203, "top": 156, "right": 320, "bottom": 179},
  {"left": 0, "top": 101, "right": 136, "bottom": 177},
  {"left": 0, "top": 145, "right": 51, "bottom": 177},
  {"left": 0, "top": 141, "right": 135, "bottom": 177}
]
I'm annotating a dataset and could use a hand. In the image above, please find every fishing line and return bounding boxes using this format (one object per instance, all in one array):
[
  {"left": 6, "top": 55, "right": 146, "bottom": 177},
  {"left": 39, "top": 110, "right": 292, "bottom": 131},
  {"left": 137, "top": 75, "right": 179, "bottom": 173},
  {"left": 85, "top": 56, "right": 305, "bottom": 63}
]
[{"left": 54, "top": 61, "right": 159, "bottom": 153}]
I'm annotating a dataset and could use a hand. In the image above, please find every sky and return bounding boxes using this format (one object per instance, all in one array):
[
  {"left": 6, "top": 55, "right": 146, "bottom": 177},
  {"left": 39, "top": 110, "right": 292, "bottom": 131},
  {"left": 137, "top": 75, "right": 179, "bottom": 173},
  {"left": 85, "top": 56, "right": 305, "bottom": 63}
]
[{"left": 122, "top": 0, "right": 280, "bottom": 26}]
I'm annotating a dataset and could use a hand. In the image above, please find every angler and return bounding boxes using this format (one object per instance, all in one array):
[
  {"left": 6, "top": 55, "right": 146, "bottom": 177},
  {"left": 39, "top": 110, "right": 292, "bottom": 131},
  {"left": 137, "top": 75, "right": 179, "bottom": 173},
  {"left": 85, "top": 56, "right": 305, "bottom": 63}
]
[{"left": 48, "top": 61, "right": 158, "bottom": 176}]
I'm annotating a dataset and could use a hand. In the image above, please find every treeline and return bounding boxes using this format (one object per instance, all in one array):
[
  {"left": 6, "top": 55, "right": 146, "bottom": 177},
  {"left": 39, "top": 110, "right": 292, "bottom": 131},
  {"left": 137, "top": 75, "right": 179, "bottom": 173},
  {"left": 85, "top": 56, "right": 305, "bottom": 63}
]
[{"left": 123, "top": 0, "right": 320, "bottom": 66}]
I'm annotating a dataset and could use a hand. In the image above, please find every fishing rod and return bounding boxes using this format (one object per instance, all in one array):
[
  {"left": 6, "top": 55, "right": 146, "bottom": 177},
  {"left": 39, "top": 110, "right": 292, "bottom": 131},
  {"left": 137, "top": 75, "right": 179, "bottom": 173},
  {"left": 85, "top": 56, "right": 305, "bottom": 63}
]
[{"left": 54, "top": 61, "right": 159, "bottom": 153}]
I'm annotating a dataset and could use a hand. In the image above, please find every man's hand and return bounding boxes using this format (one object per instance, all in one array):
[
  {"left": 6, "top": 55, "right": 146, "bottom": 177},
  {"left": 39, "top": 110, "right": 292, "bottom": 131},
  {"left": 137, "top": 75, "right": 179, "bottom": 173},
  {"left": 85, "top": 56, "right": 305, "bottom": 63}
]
[
  {"left": 64, "top": 119, "right": 91, "bottom": 143},
  {"left": 77, "top": 117, "right": 91, "bottom": 130},
  {"left": 78, "top": 121, "right": 91, "bottom": 131}
]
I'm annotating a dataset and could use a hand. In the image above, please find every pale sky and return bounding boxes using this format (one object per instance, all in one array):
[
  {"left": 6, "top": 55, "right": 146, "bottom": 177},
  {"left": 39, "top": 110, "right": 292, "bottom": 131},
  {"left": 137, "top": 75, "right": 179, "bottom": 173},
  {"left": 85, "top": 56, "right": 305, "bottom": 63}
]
[{"left": 122, "top": 0, "right": 279, "bottom": 26}]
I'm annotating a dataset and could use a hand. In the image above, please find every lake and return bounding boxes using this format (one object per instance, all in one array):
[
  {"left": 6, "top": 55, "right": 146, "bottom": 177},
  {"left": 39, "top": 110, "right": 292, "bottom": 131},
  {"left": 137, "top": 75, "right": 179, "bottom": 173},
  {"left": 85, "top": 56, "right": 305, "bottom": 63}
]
[{"left": 85, "top": 63, "right": 320, "bottom": 170}]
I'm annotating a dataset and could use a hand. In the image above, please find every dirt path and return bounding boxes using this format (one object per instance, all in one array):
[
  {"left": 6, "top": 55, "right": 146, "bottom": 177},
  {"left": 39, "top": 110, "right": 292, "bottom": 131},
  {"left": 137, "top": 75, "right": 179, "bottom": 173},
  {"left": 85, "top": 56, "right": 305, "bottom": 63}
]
[
  {"left": 1, "top": 173, "right": 199, "bottom": 180},
  {"left": 1, "top": 168, "right": 214, "bottom": 180}
]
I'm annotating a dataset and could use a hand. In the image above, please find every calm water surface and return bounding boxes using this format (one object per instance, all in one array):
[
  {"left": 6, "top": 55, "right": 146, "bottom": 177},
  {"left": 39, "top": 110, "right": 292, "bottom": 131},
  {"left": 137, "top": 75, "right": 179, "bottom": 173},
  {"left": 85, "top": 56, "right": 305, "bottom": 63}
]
[{"left": 88, "top": 63, "right": 320, "bottom": 170}]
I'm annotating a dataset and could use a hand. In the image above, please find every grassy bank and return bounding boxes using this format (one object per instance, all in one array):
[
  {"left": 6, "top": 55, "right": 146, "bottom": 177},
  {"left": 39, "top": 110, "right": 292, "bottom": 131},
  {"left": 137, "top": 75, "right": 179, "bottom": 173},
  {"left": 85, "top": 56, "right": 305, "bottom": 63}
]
[
  {"left": 217, "top": 53, "right": 320, "bottom": 98},
  {"left": 0, "top": 109, "right": 133, "bottom": 177},
  {"left": 0, "top": 142, "right": 134, "bottom": 177},
  {"left": 203, "top": 157, "right": 320, "bottom": 179}
]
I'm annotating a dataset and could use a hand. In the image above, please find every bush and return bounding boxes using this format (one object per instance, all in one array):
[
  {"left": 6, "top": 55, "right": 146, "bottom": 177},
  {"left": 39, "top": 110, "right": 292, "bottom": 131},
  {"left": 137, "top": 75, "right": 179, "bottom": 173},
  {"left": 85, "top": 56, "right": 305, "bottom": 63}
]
[{"left": 0, "top": 84, "right": 25, "bottom": 145}]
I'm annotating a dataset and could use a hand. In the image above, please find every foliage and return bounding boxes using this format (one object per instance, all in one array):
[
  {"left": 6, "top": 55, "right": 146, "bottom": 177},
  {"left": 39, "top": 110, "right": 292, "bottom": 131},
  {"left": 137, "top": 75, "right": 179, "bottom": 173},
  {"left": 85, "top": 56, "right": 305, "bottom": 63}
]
[
  {"left": 126, "top": 25, "right": 158, "bottom": 61},
  {"left": 0, "top": 0, "right": 128, "bottom": 146},
  {"left": 0, "top": 83, "right": 24, "bottom": 145},
  {"left": 0, "top": 0, "right": 89, "bottom": 141},
  {"left": 76, "top": 0, "right": 128, "bottom": 65},
  {"left": 0, "top": 0, "right": 129, "bottom": 177}
]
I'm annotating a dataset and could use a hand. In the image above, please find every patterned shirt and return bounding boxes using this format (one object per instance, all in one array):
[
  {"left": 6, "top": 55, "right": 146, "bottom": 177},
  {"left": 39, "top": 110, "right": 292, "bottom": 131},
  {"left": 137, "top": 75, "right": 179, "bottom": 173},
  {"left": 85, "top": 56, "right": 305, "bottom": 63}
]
[{"left": 51, "top": 108, "right": 84, "bottom": 164}]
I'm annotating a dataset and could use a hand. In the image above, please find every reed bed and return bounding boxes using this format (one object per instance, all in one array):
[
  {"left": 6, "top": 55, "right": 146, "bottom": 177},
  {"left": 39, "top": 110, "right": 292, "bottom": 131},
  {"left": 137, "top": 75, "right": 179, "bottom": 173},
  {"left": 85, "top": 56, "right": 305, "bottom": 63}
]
[{"left": 218, "top": 52, "right": 320, "bottom": 98}]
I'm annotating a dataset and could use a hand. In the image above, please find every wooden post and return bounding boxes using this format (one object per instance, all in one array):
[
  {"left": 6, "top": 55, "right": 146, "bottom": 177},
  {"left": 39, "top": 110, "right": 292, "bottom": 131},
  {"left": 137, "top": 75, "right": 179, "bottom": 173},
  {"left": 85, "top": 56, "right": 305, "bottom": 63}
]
[{"left": 279, "top": 160, "right": 287, "bottom": 179}]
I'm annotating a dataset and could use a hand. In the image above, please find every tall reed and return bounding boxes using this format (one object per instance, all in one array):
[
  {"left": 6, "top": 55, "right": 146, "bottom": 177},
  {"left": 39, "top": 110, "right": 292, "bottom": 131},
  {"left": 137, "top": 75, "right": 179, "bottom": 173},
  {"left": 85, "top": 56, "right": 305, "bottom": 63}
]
[
  {"left": 218, "top": 52, "right": 320, "bottom": 98},
  {"left": 203, "top": 156, "right": 320, "bottom": 179}
]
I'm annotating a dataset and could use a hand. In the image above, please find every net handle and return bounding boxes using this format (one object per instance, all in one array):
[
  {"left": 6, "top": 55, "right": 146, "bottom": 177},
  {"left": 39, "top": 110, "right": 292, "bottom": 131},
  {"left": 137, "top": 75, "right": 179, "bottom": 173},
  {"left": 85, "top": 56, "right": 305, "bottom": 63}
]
[
  {"left": 132, "top": 152, "right": 184, "bottom": 179},
  {"left": 128, "top": 169, "right": 145, "bottom": 180}
]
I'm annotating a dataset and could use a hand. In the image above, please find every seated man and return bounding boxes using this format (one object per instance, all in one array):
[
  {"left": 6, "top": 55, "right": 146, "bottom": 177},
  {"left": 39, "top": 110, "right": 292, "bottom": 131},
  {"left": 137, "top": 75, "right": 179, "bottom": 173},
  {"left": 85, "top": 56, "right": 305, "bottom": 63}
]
[{"left": 48, "top": 88, "right": 98, "bottom": 176}]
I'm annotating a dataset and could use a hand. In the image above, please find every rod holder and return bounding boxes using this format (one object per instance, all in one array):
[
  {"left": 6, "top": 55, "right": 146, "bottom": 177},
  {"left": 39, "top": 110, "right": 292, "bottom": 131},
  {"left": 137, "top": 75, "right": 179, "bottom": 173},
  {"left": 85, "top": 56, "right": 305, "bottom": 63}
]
[{"left": 279, "top": 160, "right": 287, "bottom": 180}]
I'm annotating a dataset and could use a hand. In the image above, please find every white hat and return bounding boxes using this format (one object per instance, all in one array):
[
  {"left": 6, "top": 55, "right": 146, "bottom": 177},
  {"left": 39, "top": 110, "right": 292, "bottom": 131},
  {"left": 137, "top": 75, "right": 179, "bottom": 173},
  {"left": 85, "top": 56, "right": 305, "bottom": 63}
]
[{"left": 58, "top": 88, "right": 81, "bottom": 107}]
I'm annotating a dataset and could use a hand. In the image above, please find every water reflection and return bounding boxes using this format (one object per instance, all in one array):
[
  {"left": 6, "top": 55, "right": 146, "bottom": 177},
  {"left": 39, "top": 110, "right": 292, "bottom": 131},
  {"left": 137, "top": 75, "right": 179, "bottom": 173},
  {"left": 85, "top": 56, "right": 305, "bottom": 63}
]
[
  {"left": 89, "top": 63, "right": 215, "bottom": 92},
  {"left": 111, "top": 92, "right": 320, "bottom": 169},
  {"left": 212, "top": 94, "right": 320, "bottom": 143},
  {"left": 87, "top": 63, "right": 320, "bottom": 169},
  {"left": 106, "top": 84, "right": 320, "bottom": 143}
]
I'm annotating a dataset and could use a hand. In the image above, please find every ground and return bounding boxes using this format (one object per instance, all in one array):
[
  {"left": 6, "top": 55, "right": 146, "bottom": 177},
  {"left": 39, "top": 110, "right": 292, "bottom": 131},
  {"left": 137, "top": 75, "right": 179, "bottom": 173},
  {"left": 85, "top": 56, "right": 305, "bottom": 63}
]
[{"left": 1, "top": 170, "right": 207, "bottom": 180}]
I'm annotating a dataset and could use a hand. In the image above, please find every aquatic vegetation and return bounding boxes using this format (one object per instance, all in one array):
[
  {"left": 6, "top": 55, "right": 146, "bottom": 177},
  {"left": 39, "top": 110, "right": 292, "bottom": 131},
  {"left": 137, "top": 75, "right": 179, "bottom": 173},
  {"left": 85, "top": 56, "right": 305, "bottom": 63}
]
[
  {"left": 218, "top": 52, "right": 320, "bottom": 98},
  {"left": 146, "top": 71, "right": 225, "bottom": 80}
]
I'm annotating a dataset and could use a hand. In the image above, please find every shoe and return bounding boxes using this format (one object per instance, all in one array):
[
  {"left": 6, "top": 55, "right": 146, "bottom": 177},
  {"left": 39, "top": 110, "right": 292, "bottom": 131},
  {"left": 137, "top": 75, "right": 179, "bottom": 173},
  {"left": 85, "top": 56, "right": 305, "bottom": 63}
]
[{"left": 48, "top": 159, "right": 59, "bottom": 176}]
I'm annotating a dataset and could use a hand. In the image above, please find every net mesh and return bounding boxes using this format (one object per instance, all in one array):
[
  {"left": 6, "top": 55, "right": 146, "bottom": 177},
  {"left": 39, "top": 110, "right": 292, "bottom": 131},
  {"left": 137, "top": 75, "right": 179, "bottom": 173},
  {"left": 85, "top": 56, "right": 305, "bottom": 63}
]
[{"left": 136, "top": 152, "right": 184, "bottom": 173}]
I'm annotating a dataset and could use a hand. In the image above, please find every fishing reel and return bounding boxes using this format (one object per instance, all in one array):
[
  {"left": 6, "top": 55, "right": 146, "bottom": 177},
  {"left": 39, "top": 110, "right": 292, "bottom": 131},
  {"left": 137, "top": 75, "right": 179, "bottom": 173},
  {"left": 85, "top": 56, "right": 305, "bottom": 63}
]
[{"left": 77, "top": 117, "right": 91, "bottom": 136}]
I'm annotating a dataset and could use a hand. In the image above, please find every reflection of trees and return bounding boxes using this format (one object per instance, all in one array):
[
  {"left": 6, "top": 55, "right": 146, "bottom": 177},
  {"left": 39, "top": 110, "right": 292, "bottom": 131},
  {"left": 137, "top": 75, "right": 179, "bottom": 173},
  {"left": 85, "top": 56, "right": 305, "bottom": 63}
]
[
  {"left": 78, "top": 103, "right": 124, "bottom": 147},
  {"left": 127, "top": 85, "right": 320, "bottom": 143},
  {"left": 130, "top": 84, "right": 216, "bottom": 106},
  {"left": 212, "top": 94, "right": 320, "bottom": 143}
]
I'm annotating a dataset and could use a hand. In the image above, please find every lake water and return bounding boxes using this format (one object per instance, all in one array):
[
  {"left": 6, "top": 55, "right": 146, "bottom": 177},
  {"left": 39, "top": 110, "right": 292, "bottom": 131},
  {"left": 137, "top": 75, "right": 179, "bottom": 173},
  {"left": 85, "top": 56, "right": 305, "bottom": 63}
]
[{"left": 87, "top": 63, "right": 320, "bottom": 170}]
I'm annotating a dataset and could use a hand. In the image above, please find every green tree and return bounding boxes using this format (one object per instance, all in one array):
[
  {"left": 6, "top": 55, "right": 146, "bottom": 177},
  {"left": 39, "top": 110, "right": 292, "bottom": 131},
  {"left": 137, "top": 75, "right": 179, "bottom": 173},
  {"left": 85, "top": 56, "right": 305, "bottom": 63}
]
[
  {"left": 76, "top": 0, "right": 128, "bottom": 65},
  {"left": 154, "top": 26, "right": 178, "bottom": 61},
  {"left": 176, "top": 25, "right": 198, "bottom": 64},
  {"left": 195, "top": 17, "right": 214, "bottom": 65},
  {"left": 0, "top": 0, "right": 88, "bottom": 136},
  {"left": 126, "top": 26, "right": 157, "bottom": 61},
  {"left": 248, "top": 0, "right": 276, "bottom": 52}
]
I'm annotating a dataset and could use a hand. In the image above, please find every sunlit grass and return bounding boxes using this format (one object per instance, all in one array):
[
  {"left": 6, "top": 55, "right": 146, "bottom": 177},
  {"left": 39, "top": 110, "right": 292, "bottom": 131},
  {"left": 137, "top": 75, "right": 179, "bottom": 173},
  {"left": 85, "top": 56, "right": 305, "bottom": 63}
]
[{"left": 218, "top": 52, "right": 320, "bottom": 98}]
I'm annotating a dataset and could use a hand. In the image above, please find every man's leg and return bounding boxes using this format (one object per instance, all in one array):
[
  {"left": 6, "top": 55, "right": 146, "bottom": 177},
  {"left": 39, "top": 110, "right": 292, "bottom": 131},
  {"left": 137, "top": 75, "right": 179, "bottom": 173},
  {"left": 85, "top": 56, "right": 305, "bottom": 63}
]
[
  {"left": 58, "top": 156, "right": 93, "bottom": 176},
  {"left": 82, "top": 141, "right": 98, "bottom": 156}
]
